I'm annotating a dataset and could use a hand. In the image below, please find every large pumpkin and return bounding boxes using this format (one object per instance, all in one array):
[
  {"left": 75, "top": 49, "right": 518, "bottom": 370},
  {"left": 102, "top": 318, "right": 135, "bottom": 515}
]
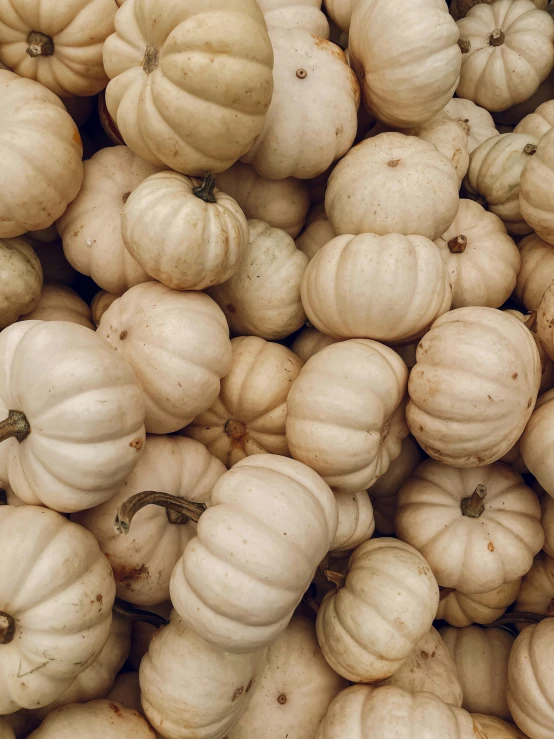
[
  {"left": 520, "top": 127, "right": 554, "bottom": 244},
  {"left": 0, "top": 238, "right": 42, "bottom": 329},
  {"left": 444, "top": 97, "right": 498, "bottom": 153},
  {"left": 514, "top": 233, "right": 554, "bottom": 311},
  {"left": 27, "top": 700, "right": 156, "bottom": 739},
  {"left": 21, "top": 284, "right": 93, "bottom": 329},
  {"left": 437, "top": 580, "right": 521, "bottom": 627},
  {"left": 102, "top": 0, "right": 274, "bottom": 175},
  {"left": 403, "top": 110, "right": 470, "bottom": 183},
  {"left": 257, "top": 0, "right": 330, "bottom": 38}
]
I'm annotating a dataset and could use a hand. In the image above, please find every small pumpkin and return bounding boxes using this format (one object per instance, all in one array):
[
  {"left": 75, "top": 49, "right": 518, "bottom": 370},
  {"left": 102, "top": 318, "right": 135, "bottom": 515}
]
[
  {"left": 291, "top": 326, "right": 339, "bottom": 362},
  {"left": 295, "top": 205, "right": 336, "bottom": 262},
  {"left": 437, "top": 580, "right": 521, "bottom": 627},
  {"left": 503, "top": 309, "right": 554, "bottom": 395},
  {"left": 472, "top": 715, "right": 530, "bottom": 739},
  {"left": 520, "top": 388, "right": 554, "bottom": 495},
  {"left": 515, "top": 99, "right": 554, "bottom": 138},
  {"left": 514, "top": 233, "right": 554, "bottom": 311},
  {"left": 330, "top": 491, "right": 375, "bottom": 553},
  {"left": 91, "top": 290, "right": 118, "bottom": 328},
  {"left": 21, "top": 284, "right": 93, "bottom": 329},
  {"left": 541, "top": 489, "right": 554, "bottom": 557},
  {"left": 27, "top": 700, "right": 156, "bottom": 739},
  {"left": 444, "top": 97, "right": 498, "bottom": 153},
  {"left": 257, "top": 0, "right": 330, "bottom": 37},
  {"left": 514, "top": 551, "right": 554, "bottom": 619},
  {"left": 0, "top": 238, "right": 42, "bottom": 329},
  {"left": 403, "top": 110, "right": 470, "bottom": 183},
  {"left": 520, "top": 127, "right": 554, "bottom": 244}
]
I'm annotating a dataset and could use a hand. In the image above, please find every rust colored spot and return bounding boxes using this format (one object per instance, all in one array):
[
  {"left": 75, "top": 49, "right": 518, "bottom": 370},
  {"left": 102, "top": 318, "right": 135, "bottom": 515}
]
[
  {"left": 387, "top": 159, "right": 401, "bottom": 168},
  {"left": 227, "top": 304, "right": 237, "bottom": 314},
  {"left": 420, "top": 650, "right": 429, "bottom": 659},
  {"left": 512, "top": 372, "right": 518, "bottom": 379},
  {"left": 488, "top": 542, "right": 495, "bottom": 552},
  {"left": 232, "top": 687, "right": 244, "bottom": 701},
  {"left": 129, "top": 437, "right": 144, "bottom": 451},
  {"left": 73, "top": 126, "right": 82, "bottom": 148},
  {"left": 119, "top": 330, "right": 128, "bottom": 340},
  {"left": 111, "top": 562, "right": 149, "bottom": 585},
  {"left": 109, "top": 702, "right": 122, "bottom": 716},
  {"left": 96, "top": 594, "right": 103, "bottom": 603},
  {"left": 245, "top": 679, "right": 253, "bottom": 693},
  {"left": 122, "top": 192, "right": 131, "bottom": 204},
  {"left": 225, "top": 418, "right": 246, "bottom": 441},
  {"left": 278, "top": 694, "right": 287, "bottom": 705}
]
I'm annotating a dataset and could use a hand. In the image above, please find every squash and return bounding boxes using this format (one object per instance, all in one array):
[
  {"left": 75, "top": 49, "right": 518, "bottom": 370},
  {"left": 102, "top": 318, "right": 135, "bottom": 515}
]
[
  {"left": 330, "top": 491, "right": 375, "bottom": 553},
  {"left": 520, "top": 127, "right": 554, "bottom": 244},
  {"left": 503, "top": 310, "right": 554, "bottom": 394},
  {"left": 291, "top": 326, "right": 339, "bottom": 362},
  {"left": 21, "top": 284, "right": 93, "bottom": 329},
  {"left": 456, "top": 0, "right": 554, "bottom": 113},
  {"left": 215, "top": 162, "right": 310, "bottom": 238},
  {"left": 183, "top": 337, "right": 303, "bottom": 468},
  {"left": 0, "top": 70, "right": 83, "bottom": 237},
  {"left": 316, "top": 538, "right": 439, "bottom": 682},
  {"left": 515, "top": 99, "right": 554, "bottom": 138},
  {"left": 324, "top": 0, "right": 354, "bottom": 33},
  {"left": 91, "top": 290, "right": 118, "bottom": 328},
  {"left": 98, "top": 282, "right": 232, "bottom": 435},
  {"left": 0, "top": 238, "right": 42, "bottom": 329},
  {"left": 348, "top": 0, "right": 461, "bottom": 128},
  {"left": 396, "top": 460, "right": 543, "bottom": 593},
  {"left": 301, "top": 233, "right": 452, "bottom": 344},
  {"left": 464, "top": 132, "right": 538, "bottom": 234},
  {"left": 406, "top": 307, "right": 541, "bottom": 467},
  {"left": 444, "top": 97, "right": 498, "bottom": 153},
  {"left": 57, "top": 146, "right": 161, "bottom": 295},
  {"left": 0, "top": 719, "right": 14, "bottom": 739},
  {"left": 102, "top": 0, "right": 274, "bottom": 175},
  {"left": 452, "top": 0, "right": 549, "bottom": 20},
  {"left": 325, "top": 133, "right": 460, "bottom": 241},
  {"left": 514, "top": 551, "right": 554, "bottom": 619},
  {"left": 257, "top": 0, "right": 330, "bottom": 38},
  {"left": 0, "top": 506, "right": 115, "bottom": 713},
  {"left": 208, "top": 220, "right": 308, "bottom": 341},
  {"left": 541, "top": 490, "right": 554, "bottom": 557},
  {"left": 286, "top": 339, "right": 408, "bottom": 493},
  {"left": 296, "top": 205, "right": 336, "bottom": 262},
  {"left": 241, "top": 28, "right": 359, "bottom": 180},
  {"left": 441, "top": 626, "right": 514, "bottom": 720},
  {"left": 507, "top": 618, "right": 554, "bottom": 739},
  {"left": 520, "top": 389, "right": 554, "bottom": 495},
  {"left": 74, "top": 435, "right": 225, "bottom": 605},
  {"left": 437, "top": 580, "right": 521, "bottom": 627},
  {"left": 434, "top": 199, "right": 520, "bottom": 309},
  {"left": 514, "top": 234, "right": 554, "bottom": 311},
  {"left": 403, "top": 110, "right": 470, "bottom": 183},
  {"left": 472, "top": 714, "right": 530, "bottom": 739},
  {"left": 32, "top": 241, "right": 77, "bottom": 288},
  {"left": 27, "top": 700, "right": 156, "bottom": 739},
  {"left": 228, "top": 616, "right": 347, "bottom": 739},
  {"left": 0, "top": 320, "right": 145, "bottom": 512}
]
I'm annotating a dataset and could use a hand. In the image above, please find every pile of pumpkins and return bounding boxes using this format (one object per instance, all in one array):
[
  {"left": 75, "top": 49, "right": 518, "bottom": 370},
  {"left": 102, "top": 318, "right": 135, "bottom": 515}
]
[{"left": 2, "top": 0, "right": 554, "bottom": 737}]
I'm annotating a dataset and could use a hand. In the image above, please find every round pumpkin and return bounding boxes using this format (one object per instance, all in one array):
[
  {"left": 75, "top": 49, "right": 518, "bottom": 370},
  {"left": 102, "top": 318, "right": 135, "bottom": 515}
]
[
  {"left": 330, "top": 491, "right": 375, "bottom": 553},
  {"left": 290, "top": 326, "right": 339, "bottom": 363},
  {"left": 296, "top": 205, "right": 336, "bottom": 262},
  {"left": 503, "top": 309, "right": 554, "bottom": 395},
  {"left": 257, "top": 0, "right": 330, "bottom": 37},
  {"left": 0, "top": 238, "right": 42, "bottom": 329},
  {"left": 520, "top": 389, "right": 554, "bottom": 495},
  {"left": 27, "top": 700, "right": 156, "bottom": 739},
  {"left": 444, "top": 97, "right": 498, "bottom": 153},
  {"left": 520, "top": 127, "right": 554, "bottom": 244},
  {"left": 514, "top": 233, "right": 554, "bottom": 311},
  {"left": 21, "top": 284, "right": 93, "bottom": 329},
  {"left": 514, "top": 551, "right": 554, "bottom": 619},
  {"left": 406, "top": 307, "right": 541, "bottom": 467},
  {"left": 437, "top": 580, "right": 521, "bottom": 627},
  {"left": 91, "top": 290, "right": 118, "bottom": 328},
  {"left": 472, "top": 715, "right": 530, "bottom": 739},
  {"left": 515, "top": 99, "right": 554, "bottom": 138},
  {"left": 404, "top": 110, "right": 470, "bottom": 183},
  {"left": 102, "top": 0, "right": 274, "bottom": 175}
]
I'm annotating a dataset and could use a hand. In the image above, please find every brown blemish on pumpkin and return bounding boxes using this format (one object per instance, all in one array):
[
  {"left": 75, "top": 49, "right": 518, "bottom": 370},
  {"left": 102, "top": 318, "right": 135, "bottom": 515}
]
[
  {"left": 232, "top": 687, "right": 244, "bottom": 701},
  {"left": 245, "top": 679, "right": 253, "bottom": 693},
  {"left": 119, "top": 330, "right": 128, "bottom": 340},
  {"left": 129, "top": 437, "right": 144, "bottom": 451},
  {"left": 277, "top": 694, "right": 287, "bottom": 705},
  {"left": 122, "top": 192, "right": 131, "bottom": 204},
  {"left": 488, "top": 542, "right": 495, "bottom": 552},
  {"left": 420, "top": 650, "right": 429, "bottom": 659},
  {"left": 109, "top": 702, "right": 122, "bottom": 716},
  {"left": 111, "top": 562, "right": 149, "bottom": 585},
  {"left": 512, "top": 372, "right": 518, "bottom": 379},
  {"left": 387, "top": 159, "right": 401, "bottom": 168},
  {"left": 96, "top": 594, "right": 103, "bottom": 603}
]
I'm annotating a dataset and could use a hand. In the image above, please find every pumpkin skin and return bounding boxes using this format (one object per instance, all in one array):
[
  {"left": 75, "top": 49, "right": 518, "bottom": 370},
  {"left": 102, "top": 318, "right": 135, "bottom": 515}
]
[
  {"left": 170, "top": 454, "right": 338, "bottom": 653},
  {"left": 21, "top": 284, "right": 93, "bottom": 329},
  {"left": 464, "top": 132, "right": 538, "bottom": 235},
  {"left": 325, "top": 133, "right": 460, "bottom": 241},
  {"left": 290, "top": 326, "right": 339, "bottom": 362},
  {"left": 323, "top": 0, "right": 353, "bottom": 32},
  {"left": 0, "top": 0, "right": 116, "bottom": 97},
  {"left": 520, "top": 389, "right": 554, "bottom": 495},
  {"left": 514, "top": 551, "right": 554, "bottom": 619},
  {"left": 228, "top": 616, "right": 347, "bottom": 739},
  {"left": 406, "top": 307, "right": 541, "bottom": 467},
  {"left": 241, "top": 28, "right": 359, "bottom": 180},
  {"left": 0, "top": 719, "right": 14, "bottom": 739},
  {"left": 520, "top": 127, "right": 554, "bottom": 244},
  {"left": 0, "top": 70, "right": 83, "bottom": 238},
  {"left": 396, "top": 460, "right": 543, "bottom": 593},
  {"left": 456, "top": 0, "right": 554, "bottom": 113},
  {"left": 437, "top": 579, "right": 521, "bottom": 627},
  {"left": 57, "top": 146, "right": 161, "bottom": 295},
  {"left": 0, "top": 238, "right": 42, "bottom": 329},
  {"left": 316, "top": 538, "right": 439, "bottom": 683},
  {"left": 208, "top": 220, "right": 308, "bottom": 341},
  {"left": 441, "top": 626, "right": 514, "bottom": 720},
  {"left": 541, "top": 490, "right": 554, "bottom": 557},
  {"left": 98, "top": 282, "right": 232, "bottom": 435},
  {"left": 301, "top": 233, "right": 452, "bottom": 344},
  {"left": 296, "top": 205, "right": 336, "bottom": 262},
  {"left": 91, "top": 290, "right": 118, "bottom": 328},
  {"left": 74, "top": 435, "right": 225, "bottom": 605},
  {"left": 434, "top": 199, "right": 520, "bottom": 309},
  {"left": 515, "top": 99, "right": 554, "bottom": 138},
  {"left": 330, "top": 491, "right": 375, "bottom": 553},
  {"left": 286, "top": 339, "right": 408, "bottom": 493},
  {"left": 503, "top": 309, "right": 554, "bottom": 395},
  {"left": 27, "top": 700, "right": 156, "bottom": 739},
  {"left": 472, "top": 715, "right": 530, "bottom": 739},
  {"left": 183, "top": 337, "right": 303, "bottom": 468},
  {"left": 404, "top": 110, "right": 470, "bottom": 183},
  {"left": 507, "top": 618, "right": 554, "bottom": 739},
  {"left": 0, "top": 506, "right": 116, "bottom": 714},
  {"left": 0, "top": 320, "right": 146, "bottom": 512},
  {"left": 514, "top": 233, "right": 554, "bottom": 311},
  {"left": 444, "top": 97, "right": 498, "bottom": 153},
  {"left": 257, "top": 0, "right": 330, "bottom": 38}
]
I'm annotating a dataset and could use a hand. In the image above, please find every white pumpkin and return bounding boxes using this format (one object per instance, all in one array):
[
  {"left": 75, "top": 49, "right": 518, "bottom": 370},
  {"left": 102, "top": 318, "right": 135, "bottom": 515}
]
[
  {"left": 98, "top": 282, "right": 232, "bottom": 435},
  {"left": 472, "top": 714, "right": 530, "bottom": 739},
  {"left": 91, "top": 290, "right": 118, "bottom": 328},
  {"left": 520, "top": 389, "right": 554, "bottom": 495},
  {"left": 0, "top": 238, "right": 42, "bottom": 329},
  {"left": 208, "top": 220, "right": 308, "bottom": 341},
  {"left": 241, "top": 28, "right": 359, "bottom": 180},
  {"left": 541, "top": 490, "right": 554, "bottom": 557},
  {"left": 437, "top": 580, "right": 521, "bottom": 627},
  {"left": 504, "top": 309, "right": 554, "bottom": 395},
  {"left": 515, "top": 99, "right": 554, "bottom": 138},
  {"left": 434, "top": 199, "right": 520, "bottom": 309},
  {"left": 295, "top": 205, "right": 336, "bottom": 262},
  {"left": 286, "top": 339, "right": 408, "bottom": 493},
  {"left": 0, "top": 506, "right": 115, "bottom": 714},
  {"left": 291, "top": 326, "right": 339, "bottom": 362},
  {"left": 325, "top": 133, "right": 460, "bottom": 241},
  {"left": 257, "top": 0, "right": 330, "bottom": 37},
  {"left": 514, "top": 233, "right": 554, "bottom": 310},
  {"left": 27, "top": 700, "right": 156, "bottom": 739},
  {"left": 396, "top": 460, "right": 543, "bottom": 593},
  {"left": 514, "top": 551, "right": 554, "bottom": 619},
  {"left": 404, "top": 110, "right": 470, "bottom": 183},
  {"left": 456, "top": 0, "right": 554, "bottom": 112},
  {"left": 21, "top": 284, "right": 93, "bottom": 329},
  {"left": 520, "top": 127, "right": 554, "bottom": 244},
  {"left": 102, "top": 0, "right": 274, "bottom": 175},
  {"left": 330, "top": 491, "right": 375, "bottom": 553},
  {"left": 183, "top": 337, "right": 303, "bottom": 468},
  {"left": 407, "top": 307, "right": 541, "bottom": 467},
  {"left": 444, "top": 98, "right": 498, "bottom": 153},
  {"left": 496, "top": 67, "right": 554, "bottom": 125},
  {"left": 301, "top": 233, "right": 452, "bottom": 344},
  {"left": 323, "top": 0, "right": 353, "bottom": 33}
]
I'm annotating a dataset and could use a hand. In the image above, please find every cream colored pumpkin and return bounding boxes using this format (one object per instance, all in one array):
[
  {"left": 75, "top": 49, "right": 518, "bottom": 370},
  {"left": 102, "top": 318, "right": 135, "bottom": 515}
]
[
  {"left": 0, "top": 719, "right": 14, "bottom": 739},
  {"left": 514, "top": 551, "right": 554, "bottom": 618},
  {"left": 215, "top": 162, "right": 310, "bottom": 238},
  {"left": 496, "top": 68, "right": 554, "bottom": 125},
  {"left": 444, "top": 98, "right": 498, "bottom": 153},
  {"left": 348, "top": 0, "right": 461, "bottom": 128},
  {"left": 0, "top": 238, "right": 42, "bottom": 329},
  {"left": 228, "top": 616, "right": 347, "bottom": 739},
  {"left": 541, "top": 490, "right": 554, "bottom": 557},
  {"left": 520, "top": 389, "right": 554, "bottom": 495},
  {"left": 286, "top": 339, "right": 408, "bottom": 493},
  {"left": 301, "top": 233, "right": 452, "bottom": 344},
  {"left": 98, "top": 282, "right": 232, "bottom": 434},
  {"left": 0, "top": 506, "right": 115, "bottom": 714},
  {"left": 183, "top": 337, "right": 303, "bottom": 468},
  {"left": 452, "top": 0, "right": 549, "bottom": 18},
  {"left": 404, "top": 111, "right": 470, "bottom": 183},
  {"left": 33, "top": 240, "right": 77, "bottom": 288},
  {"left": 330, "top": 491, "right": 375, "bottom": 553},
  {"left": 208, "top": 220, "right": 308, "bottom": 341},
  {"left": 503, "top": 310, "right": 554, "bottom": 395},
  {"left": 74, "top": 435, "right": 225, "bottom": 605},
  {"left": 57, "top": 146, "right": 161, "bottom": 295},
  {"left": 515, "top": 99, "right": 554, "bottom": 138},
  {"left": 520, "top": 127, "right": 554, "bottom": 244},
  {"left": 472, "top": 714, "right": 530, "bottom": 739},
  {"left": 441, "top": 626, "right": 514, "bottom": 720},
  {"left": 396, "top": 460, "right": 543, "bottom": 593},
  {"left": 21, "top": 284, "right": 93, "bottom": 329},
  {"left": 507, "top": 618, "right": 554, "bottom": 739},
  {"left": 456, "top": 0, "right": 554, "bottom": 112},
  {"left": 91, "top": 290, "right": 118, "bottom": 328},
  {"left": 296, "top": 205, "right": 336, "bottom": 261},
  {"left": 324, "top": 0, "right": 353, "bottom": 32},
  {"left": 316, "top": 538, "right": 439, "bottom": 682},
  {"left": 257, "top": 0, "right": 329, "bottom": 37},
  {"left": 0, "top": 70, "right": 83, "bottom": 237},
  {"left": 464, "top": 132, "right": 538, "bottom": 234},
  {"left": 291, "top": 326, "right": 339, "bottom": 362},
  {"left": 407, "top": 307, "right": 541, "bottom": 467},
  {"left": 514, "top": 233, "right": 554, "bottom": 310},
  {"left": 27, "top": 700, "right": 156, "bottom": 739},
  {"left": 103, "top": 0, "right": 274, "bottom": 175},
  {"left": 437, "top": 580, "right": 521, "bottom": 627},
  {"left": 241, "top": 28, "right": 359, "bottom": 180},
  {"left": 0, "top": 320, "right": 146, "bottom": 512},
  {"left": 325, "top": 133, "right": 460, "bottom": 241},
  {"left": 434, "top": 199, "right": 520, "bottom": 309}
]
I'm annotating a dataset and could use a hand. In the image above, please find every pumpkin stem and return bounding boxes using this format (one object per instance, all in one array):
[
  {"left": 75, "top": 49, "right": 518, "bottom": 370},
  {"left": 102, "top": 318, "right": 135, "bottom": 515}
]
[
  {"left": 324, "top": 569, "right": 347, "bottom": 589},
  {"left": 301, "top": 589, "right": 320, "bottom": 615},
  {"left": 460, "top": 484, "right": 487, "bottom": 518},
  {"left": 193, "top": 173, "right": 217, "bottom": 204},
  {"left": 458, "top": 37, "right": 471, "bottom": 53},
  {"left": 115, "top": 491, "right": 206, "bottom": 535},
  {"left": 0, "top": 411, "right": 31, "bottom": 444},
  {"left": 487, "top": 611, "right": 548, "bottom": 628},
  {"left": 489, "top": 28, "right": 505, "bottom": 47},
  {"left": 439, "top": 586, "right": 456, "bottom": 602},
  {"left": 225, "top": 419, "right": 247, "bottom": 441},
  {"left": 524, "top": 311, "right": 538, "bottom": 331},
  {"left": 113, "top": 598, "right": 169, "bottom": 629},
  {"left": 447, "top": 235, "right": 467, "bottom": 254},
  {"left": 0, "top": 611, "right": 15, "bottom": 644},
  {"left": 26, "top": 31, "right": 54, "bottom": 58},
  {"left": 524, "top": 143, "right": 538, "bottom": 156}
]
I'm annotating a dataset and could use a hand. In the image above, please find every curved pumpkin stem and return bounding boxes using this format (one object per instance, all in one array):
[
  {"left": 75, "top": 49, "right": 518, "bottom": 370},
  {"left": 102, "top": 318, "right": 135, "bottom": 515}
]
[
  {"left": 192, "top": 173, "right": 217, "bottom": 203},
  {"left": 323, "top": 569, "right": 347, "bottom": 589},
  {"left": 461, "top": 484, "right": 487, "bottom": 518},
  {"left": 0, "top": 410, "right": 30, "bottom": 444},
  {"left": 113, "top": 598, "right": 169, "bottom": 629},
  {"left": 115, "top": 491, "right": 206, "bottom": 535}
]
